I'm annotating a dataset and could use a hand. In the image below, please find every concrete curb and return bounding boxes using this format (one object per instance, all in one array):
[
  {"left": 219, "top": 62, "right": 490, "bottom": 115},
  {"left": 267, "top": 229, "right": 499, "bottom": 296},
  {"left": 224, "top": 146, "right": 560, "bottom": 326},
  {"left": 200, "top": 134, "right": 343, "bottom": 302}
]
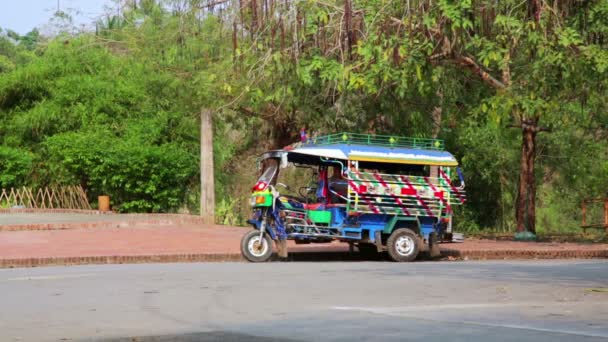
[
  {"left": 1, "top": 248, "right": 607, "bottom": 268},
  {"left": 0, "top": 219, "right": 204, "bottom": 231},
  {"left": 0, "top": 213, "right": 208, "bottom": 231},
  {"left": 0, "top": 254, "right": 244, "bottom": 268},
  {"left": 0, "top": 209, "right": 203, "bottom": 219}
]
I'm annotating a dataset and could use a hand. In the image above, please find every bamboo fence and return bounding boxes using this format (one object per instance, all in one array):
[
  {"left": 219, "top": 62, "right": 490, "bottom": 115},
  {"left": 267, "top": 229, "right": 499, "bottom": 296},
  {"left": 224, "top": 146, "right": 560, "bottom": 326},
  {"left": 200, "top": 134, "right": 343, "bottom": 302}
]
[{"left": 0, "top": 185, "right": 91, "bottom": 210}]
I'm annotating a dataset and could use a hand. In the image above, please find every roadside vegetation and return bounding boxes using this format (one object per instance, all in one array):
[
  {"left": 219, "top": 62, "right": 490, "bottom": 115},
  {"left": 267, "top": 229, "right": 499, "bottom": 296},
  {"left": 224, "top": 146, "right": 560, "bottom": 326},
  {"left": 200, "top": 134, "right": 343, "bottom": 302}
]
[{"left": 0, "top": 0, "right": 606, "bottom": 235}]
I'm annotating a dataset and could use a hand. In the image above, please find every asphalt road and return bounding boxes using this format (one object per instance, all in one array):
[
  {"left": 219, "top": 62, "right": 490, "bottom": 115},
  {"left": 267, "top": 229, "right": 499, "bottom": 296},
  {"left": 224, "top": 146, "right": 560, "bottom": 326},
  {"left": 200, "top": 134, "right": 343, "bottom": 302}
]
[{"left": 0, "top": 260, "right": 607, "bottom": 342}]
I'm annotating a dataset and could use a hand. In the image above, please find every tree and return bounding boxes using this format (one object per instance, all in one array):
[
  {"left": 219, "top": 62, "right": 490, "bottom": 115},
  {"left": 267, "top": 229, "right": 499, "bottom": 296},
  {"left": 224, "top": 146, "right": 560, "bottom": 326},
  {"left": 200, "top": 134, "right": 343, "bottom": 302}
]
[
  {"left": 0, "top": 0, "right": 606, "bottom": 229},
  {"left": 226, "top": 0, "right": 608, "bottom": 232}
]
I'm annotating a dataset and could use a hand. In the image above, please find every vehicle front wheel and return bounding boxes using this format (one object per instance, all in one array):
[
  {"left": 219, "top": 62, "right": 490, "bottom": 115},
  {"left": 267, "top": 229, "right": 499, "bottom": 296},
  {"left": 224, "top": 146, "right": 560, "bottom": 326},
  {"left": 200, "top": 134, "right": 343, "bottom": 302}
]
[
  {"left": 387, "top": 228, "right": 419, "bottom": 262},
  {"left": 241, "top": 230, "right": 273, "bottom": 262}
]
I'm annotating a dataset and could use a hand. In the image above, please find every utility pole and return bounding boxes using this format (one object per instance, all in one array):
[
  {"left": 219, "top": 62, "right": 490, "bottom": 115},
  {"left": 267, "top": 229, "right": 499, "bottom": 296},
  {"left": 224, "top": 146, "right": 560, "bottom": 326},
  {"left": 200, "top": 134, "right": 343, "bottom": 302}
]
[{"left": 200, "top": 109, "right": 215, "bottom": 225}]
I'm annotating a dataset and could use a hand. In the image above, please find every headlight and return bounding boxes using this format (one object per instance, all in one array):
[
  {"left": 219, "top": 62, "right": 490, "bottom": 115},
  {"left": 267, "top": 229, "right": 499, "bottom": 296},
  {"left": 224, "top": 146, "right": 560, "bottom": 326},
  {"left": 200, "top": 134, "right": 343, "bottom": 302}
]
[{"left": 250, "top": 196, "right": 267, "bottom": 206}]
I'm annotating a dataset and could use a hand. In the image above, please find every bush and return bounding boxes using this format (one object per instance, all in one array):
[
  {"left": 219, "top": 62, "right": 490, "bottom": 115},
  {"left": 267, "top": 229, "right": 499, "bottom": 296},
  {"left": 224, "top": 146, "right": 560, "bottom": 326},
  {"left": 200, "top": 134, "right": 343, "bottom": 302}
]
[
  {"left": 44, "top": 130, "right": 197, "bottom": 212},
  {"left": 0, "top": 146, "right": 33, "bottom": 188}
]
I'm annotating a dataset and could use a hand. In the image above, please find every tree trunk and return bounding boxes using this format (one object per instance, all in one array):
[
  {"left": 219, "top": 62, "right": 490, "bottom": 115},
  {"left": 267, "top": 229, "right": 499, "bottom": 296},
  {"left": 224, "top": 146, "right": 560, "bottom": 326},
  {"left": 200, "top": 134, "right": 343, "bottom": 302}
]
[
  {"left": 431, "top": 90, "right": 443, "bottom": 138},
  {"left": 251, "top": 0, "right": 258, "bottom": 35},
  {"left": 344, "top": 0, "right": 353, "bottom": 57},
  {"left": 526, "top": 128, "right": 537, "bottom": 234},
  {"left": 200, "top": 109, "right": 215, "bottom": 225},
  {"left": 516, "top": 129, "right": 529, "bottom": 232},
  {"left": 232, "top": 20, "right": 238, "bottom": 64},
  {"left": 515, "top": 123, "right": 538, "bottom": 233}
]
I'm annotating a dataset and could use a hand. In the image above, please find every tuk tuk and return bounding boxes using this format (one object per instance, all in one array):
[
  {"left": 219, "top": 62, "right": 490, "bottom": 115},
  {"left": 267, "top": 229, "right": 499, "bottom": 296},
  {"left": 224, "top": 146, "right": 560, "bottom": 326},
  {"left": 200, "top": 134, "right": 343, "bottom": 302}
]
[{"left": 241, "top": 132, "right": 466, "bottom": 262}]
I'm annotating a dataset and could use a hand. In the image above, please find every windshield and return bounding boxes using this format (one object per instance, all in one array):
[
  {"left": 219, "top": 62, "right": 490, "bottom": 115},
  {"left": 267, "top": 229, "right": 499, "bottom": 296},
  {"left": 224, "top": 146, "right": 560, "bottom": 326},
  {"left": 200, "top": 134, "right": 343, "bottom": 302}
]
[{"left": 258, "top": 159, "right": 279, "bottom": 185}]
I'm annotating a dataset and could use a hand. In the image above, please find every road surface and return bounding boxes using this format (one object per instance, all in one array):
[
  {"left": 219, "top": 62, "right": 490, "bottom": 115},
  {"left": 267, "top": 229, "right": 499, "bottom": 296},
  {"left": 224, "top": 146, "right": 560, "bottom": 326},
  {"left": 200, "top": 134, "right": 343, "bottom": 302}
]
[{"left": 0, "top": 260, "right": 607, "bottom": 341}]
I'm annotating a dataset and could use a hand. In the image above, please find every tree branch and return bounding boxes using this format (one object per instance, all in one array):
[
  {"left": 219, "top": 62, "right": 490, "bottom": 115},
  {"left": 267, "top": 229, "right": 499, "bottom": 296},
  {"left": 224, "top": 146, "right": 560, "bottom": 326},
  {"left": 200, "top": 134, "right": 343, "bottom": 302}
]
[
  {"left": 508, "top": 122, "right": 552, "bottom": 133},
  {"left": 197, "top": 0, "right": 231, "bottom": 9},
  {"left": 453, "top": 53, "right": 506, "bottom": 90}
]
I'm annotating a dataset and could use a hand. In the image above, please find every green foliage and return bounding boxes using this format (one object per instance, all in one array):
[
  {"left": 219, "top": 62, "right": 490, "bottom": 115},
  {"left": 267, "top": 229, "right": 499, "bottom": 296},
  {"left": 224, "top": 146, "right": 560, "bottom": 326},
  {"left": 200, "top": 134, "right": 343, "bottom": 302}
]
[
  {"left": 0, "top": 28, "right": 38, "bottom": 69},
  {"left": 0, "top": 55, "right": 15, "bottom": 73},
  {"left": 0, "top": 34, "right": 204, "bottom": 212},
  {"left": 0, "top": 146, "right": 33, "bottom": 188},
  {"left": 0, "top": 0, "right": 606, "bottom": 231},
  {"left": 215, "top": 198, "right": 242, "bottom": 226},
  {"left": 44, "top": 131, "right": 196, "bottom": 212}
]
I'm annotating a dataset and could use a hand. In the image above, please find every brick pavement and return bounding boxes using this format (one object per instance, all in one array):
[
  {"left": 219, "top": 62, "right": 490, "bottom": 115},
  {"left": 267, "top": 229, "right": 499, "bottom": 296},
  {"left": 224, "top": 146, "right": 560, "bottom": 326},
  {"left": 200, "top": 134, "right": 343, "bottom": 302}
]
[{"left": 0, "top": 220, "right": 606, "bottom": 268}]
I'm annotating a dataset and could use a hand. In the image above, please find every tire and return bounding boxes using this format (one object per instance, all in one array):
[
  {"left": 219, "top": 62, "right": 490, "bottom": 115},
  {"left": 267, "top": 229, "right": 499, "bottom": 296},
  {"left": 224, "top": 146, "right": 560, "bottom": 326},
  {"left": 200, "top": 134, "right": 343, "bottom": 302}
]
[
  {"left": 241, "top": 229, "right": 273, "bottom": 262},
  {"left": 387, "top": 228, "right": 419, "bottom": 262},
  {"left": 357, "top": 243, "right": 379, "bottom": 260}
]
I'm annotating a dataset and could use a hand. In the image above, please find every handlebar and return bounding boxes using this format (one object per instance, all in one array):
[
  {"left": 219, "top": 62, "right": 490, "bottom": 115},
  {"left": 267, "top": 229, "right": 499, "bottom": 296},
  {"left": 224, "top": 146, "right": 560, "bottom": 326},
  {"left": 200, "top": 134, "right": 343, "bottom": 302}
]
[{"left": 456, "top": 167, "right": 466, "bottom": 190}]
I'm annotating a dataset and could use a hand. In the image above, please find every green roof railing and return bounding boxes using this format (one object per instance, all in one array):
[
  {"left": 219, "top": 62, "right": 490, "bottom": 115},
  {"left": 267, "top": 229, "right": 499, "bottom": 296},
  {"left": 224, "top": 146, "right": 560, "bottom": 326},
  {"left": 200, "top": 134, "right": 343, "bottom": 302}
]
[{"left": 307, "top": 133, "right": 445, "bottom": 150}]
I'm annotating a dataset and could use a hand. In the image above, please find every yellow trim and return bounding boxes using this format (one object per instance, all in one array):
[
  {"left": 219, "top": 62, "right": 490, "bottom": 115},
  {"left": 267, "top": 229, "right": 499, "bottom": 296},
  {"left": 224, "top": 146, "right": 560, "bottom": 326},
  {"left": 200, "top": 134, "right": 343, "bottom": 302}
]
[
  {"left": 349, "top": 156, "right": 458, "bottom": 166},
  {"left": 251, "top": 189, "right": 271, "bottom": 195}
]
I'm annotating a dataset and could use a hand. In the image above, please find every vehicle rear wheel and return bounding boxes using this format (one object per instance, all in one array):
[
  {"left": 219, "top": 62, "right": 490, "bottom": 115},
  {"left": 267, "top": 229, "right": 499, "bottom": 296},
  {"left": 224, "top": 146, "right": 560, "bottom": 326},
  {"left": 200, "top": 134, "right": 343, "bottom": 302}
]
[
  {"left": 241, "top": 230, "right": 273, "bottom": 262},
  {"left": 387, "top": 228, "right": 419, "bottom": 262}
]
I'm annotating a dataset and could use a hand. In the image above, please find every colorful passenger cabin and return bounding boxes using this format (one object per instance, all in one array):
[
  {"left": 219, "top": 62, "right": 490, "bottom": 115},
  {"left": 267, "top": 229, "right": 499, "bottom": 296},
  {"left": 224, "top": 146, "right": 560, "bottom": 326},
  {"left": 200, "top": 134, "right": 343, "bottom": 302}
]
[{"left": 293, "top": 134, "right": 464, "bottom": 208}]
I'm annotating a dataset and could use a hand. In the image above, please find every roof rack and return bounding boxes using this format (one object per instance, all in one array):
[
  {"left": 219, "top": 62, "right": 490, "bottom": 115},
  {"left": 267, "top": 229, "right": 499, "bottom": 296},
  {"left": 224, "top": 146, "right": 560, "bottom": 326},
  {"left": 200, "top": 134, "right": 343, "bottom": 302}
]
[{"left": 306, "top": 133, "right": 445, "bottom": 150}]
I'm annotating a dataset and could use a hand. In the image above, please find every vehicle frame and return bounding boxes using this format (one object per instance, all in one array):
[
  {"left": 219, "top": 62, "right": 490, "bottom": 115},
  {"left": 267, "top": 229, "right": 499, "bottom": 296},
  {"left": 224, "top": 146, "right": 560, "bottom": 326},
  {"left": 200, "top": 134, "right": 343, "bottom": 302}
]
[{"left": 241, "top": 132, "right": 466, "bottom": 262}]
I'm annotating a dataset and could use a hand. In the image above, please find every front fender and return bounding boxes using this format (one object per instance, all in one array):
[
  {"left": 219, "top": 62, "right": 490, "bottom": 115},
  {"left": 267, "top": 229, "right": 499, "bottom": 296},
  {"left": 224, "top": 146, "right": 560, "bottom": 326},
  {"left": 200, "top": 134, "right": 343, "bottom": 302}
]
[{"left": 246, "top": 218, "right": 277, "bottom": 240}]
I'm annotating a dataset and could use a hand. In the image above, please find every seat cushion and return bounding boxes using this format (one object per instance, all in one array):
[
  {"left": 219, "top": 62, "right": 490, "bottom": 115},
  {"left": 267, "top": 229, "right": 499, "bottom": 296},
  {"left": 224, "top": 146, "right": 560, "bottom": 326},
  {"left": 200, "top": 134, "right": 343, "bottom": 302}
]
[{"left": 304, "top": 203, "right": 325, "bottom": 210}]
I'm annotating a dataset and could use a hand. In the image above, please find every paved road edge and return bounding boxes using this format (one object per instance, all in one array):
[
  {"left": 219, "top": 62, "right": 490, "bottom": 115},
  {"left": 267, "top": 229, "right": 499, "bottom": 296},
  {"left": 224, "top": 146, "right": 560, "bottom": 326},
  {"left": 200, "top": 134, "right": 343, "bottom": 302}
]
[{"left": 1, "top": 249, "right": 607, "bottom": 268}]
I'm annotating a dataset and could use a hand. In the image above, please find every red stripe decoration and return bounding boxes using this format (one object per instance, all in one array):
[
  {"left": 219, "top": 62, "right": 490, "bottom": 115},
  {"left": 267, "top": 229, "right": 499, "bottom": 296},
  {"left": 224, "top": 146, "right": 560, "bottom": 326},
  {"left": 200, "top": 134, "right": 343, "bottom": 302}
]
[
  {"left": 439, "top": 169, "right": 466, "bottom": 204},
  {"left": 348, "top": 180, "right": 381, "bottom": 214},
  {"left": 372, "top": 172, "right": 389, "bottom": 188},
  {"left": 424, "top": 176, "right": 452, "bottom": 214},
  {"left": 373, "top": 173, "right": 411, "bottom": 216},
  {"left": 399, "top": 175, "right": 434, "bottom": 217},
  {"left": 401, "top": 188, "right": 417, "bottom": 196},
  {"left": 354, "top": 170, "right": 364, "bottom": 182}
]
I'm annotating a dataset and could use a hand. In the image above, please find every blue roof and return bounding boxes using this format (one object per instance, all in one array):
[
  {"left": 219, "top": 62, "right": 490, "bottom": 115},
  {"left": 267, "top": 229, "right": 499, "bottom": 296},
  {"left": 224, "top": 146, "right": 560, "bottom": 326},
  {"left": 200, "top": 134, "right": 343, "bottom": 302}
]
[{"left": 290, "top": 143, "right": 458, "bottom": 166}]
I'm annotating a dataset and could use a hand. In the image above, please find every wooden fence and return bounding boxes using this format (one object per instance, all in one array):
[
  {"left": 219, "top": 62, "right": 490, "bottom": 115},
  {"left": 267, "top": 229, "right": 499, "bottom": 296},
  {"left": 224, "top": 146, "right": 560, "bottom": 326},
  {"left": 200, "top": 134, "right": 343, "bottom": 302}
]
[
  {"left": 581, "top": 198, "right": 608, "bottom": 233},
  {"left": 0, "top": 186, "right": 91, "bottom": 210}
]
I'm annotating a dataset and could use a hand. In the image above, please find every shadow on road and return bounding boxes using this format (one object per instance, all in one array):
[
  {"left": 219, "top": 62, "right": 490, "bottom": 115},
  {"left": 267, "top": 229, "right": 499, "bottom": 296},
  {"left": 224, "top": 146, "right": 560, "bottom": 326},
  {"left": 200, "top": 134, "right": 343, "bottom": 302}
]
[
  {"left": 285, "top": 251, "right": 364, "bottom": 262},
  {"left": 285, "top": 251, "right": 441, "bottom": 262}
]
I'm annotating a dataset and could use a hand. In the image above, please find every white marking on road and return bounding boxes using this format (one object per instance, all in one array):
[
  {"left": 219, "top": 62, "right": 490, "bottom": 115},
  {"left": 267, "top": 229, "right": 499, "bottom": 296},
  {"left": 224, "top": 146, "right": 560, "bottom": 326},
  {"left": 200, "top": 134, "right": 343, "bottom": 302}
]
[
  {"left": 333, "top": 303, "right": 544, "bottom": 312},
  {"left": 332, "top": 304, "right": 608, "bottom": 338},
  {"left": 1, "top": 273, "right": 97, "bottom": 282},
  {"left": 458, "top": 321, "right": 608, "bottom": 339}
]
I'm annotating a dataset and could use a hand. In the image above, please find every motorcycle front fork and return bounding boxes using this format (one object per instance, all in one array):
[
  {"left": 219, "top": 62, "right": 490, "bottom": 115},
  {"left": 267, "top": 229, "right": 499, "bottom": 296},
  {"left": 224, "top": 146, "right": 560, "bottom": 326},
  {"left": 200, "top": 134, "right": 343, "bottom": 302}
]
[{"left": 259, "top": 217, "right": 267, "bottom": 242}]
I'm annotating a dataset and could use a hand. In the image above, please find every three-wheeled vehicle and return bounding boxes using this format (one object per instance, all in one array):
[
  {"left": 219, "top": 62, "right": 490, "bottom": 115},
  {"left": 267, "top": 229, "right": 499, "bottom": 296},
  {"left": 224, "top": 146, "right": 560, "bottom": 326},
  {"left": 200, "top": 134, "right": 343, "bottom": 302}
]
[{"left": 241, "top": 133, "right": 466, "bottom": 262}]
